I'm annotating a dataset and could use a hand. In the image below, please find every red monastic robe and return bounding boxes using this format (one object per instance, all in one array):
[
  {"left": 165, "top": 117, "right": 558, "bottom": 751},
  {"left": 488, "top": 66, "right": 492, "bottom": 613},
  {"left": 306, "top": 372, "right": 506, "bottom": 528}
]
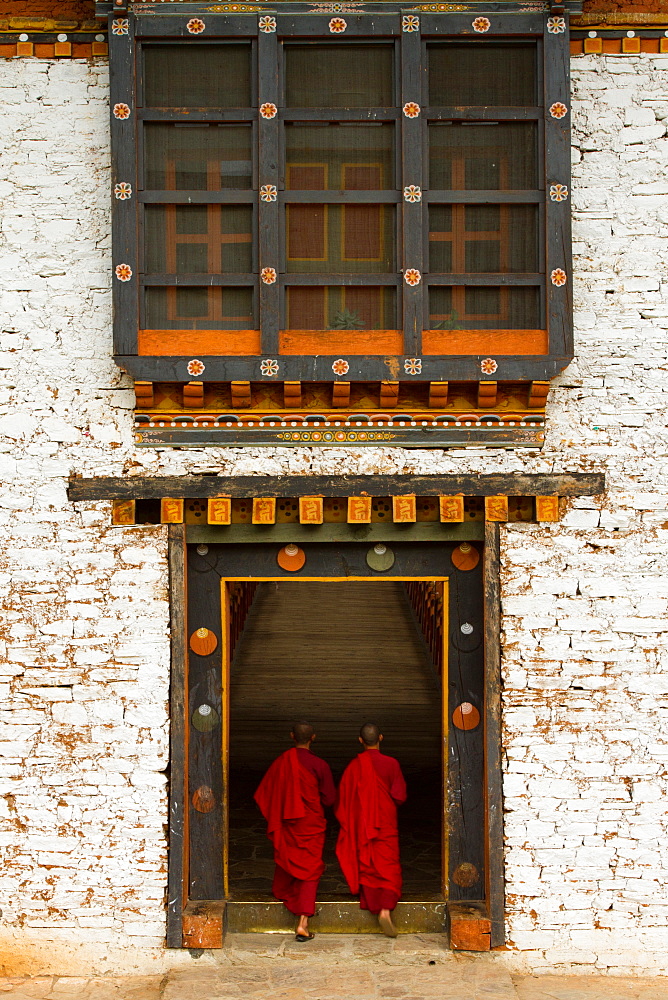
[
  {"left": 254, "top": 747, "right": 328, "bottom": 915},
  {"left": 335, "top": 750, "right": 406, "bottom": 912}
]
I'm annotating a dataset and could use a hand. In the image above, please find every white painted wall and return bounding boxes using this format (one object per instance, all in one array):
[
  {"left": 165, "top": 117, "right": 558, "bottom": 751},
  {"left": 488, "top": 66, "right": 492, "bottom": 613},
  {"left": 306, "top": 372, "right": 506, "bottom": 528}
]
[{"left": 0, "top": 52, "right": 667, "bottom": 974}]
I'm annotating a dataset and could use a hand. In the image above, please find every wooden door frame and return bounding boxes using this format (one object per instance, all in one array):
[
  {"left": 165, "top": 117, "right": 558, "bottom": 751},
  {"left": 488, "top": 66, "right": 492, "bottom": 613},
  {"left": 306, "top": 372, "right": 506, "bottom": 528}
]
[{"left": 166, "top": 527, "right": 503, "bottom": 948}]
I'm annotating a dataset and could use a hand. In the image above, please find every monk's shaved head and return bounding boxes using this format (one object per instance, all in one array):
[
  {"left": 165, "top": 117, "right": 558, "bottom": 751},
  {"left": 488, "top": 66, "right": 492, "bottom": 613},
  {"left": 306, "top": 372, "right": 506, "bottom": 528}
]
[
  {"left": 292, "top": 721, "right": 315, "bottom": 744},
  {"left": 360, "top": 722, "right": 382, "bottom": 746}
]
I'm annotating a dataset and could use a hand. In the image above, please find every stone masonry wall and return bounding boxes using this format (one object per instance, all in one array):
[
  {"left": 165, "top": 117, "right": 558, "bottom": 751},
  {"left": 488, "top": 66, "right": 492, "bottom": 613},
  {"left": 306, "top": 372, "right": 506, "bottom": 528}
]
[{"left": 0, "top": 52, "right": 667, "bottom": 974}]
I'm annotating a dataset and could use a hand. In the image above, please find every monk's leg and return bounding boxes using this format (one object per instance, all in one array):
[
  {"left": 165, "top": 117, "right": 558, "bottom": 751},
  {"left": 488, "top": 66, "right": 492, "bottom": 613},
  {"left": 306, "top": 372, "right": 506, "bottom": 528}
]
[
  {"left": 273, "top": 865, "right": 318, "bottom": 936},
  {"left": 360, "top": 885, "right": 400, "bottom": 937}
]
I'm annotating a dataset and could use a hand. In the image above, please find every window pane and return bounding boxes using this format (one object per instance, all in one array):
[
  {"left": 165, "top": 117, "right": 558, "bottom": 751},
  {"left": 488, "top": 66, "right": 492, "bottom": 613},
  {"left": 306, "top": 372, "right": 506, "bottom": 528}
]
[
  {"left": 428, "top": 286, "right": 541, "bottom": 329},
  {"left": 286, "top": 205, "right": 394, "bottom": 273},
  {"left": 429, "top": 205, "right": 538, "bottom": 273},
  {"left": 143, "top": 44, "right": 251, "bottom": 107},
  {"left": 145, "top": 287, "right": 254, "bottom": 330},
  {"left": 144, "top": 124, "right": 252, "bottom": 190},
  {"left": 285, "top": 124, "right": 395, "bottom": 189},
  {"left": 145, "top": 206, "right": 253, "bottom": 274},
  {"left": 285, "top": 45, "right": 394, "bottom": 108},
  {"left": 428, "top": 43, "right": 536, "bottom": 107},
  {"left": 429, "top": 124, "right": 538, "bottom": 190},
  {"left": 286, "top": 287, "right": 396, "bottom": 329}
]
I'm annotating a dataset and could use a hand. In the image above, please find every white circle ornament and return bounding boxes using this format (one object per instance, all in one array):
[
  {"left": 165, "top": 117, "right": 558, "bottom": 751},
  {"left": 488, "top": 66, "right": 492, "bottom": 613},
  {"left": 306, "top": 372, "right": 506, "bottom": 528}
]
[
  {"left": 404, "top": 268, "right": 421, "bottom": 286},
  {"left": 332, "top": 359, "right": 350, "bottom": 376},
  {"left": 187, "top": 359, "right": 206, "bottom": 377},
  {"left": 480, "top": 357, "right": 498, "bottom": 375}
]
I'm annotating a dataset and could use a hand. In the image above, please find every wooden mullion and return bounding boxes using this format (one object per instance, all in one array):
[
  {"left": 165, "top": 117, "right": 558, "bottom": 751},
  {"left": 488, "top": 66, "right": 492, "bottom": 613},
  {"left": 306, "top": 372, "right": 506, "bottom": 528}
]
[
  {"left": 401, "top": 23, "right": 424, "bottom": 355},
  {"left": 166, "top": 523, "right": 187, "bottom": 949},
  {"left": 544, "top": 18, "right": 572, "bottom": 356},
  {"left": 258, "top": 27, "right": 279, "bottom": 354},
  {"left": 110, "top": 11, "right": 138, "bottom": 355},
  {"left": 483, "top": 520, "right": 504, "bottom": 947}
]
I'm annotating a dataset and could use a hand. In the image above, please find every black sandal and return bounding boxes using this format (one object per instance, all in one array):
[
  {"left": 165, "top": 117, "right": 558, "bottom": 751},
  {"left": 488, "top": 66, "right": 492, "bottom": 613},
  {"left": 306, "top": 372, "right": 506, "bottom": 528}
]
[{"left": 295, "top": 932, "right": 315, "bottom": 942}]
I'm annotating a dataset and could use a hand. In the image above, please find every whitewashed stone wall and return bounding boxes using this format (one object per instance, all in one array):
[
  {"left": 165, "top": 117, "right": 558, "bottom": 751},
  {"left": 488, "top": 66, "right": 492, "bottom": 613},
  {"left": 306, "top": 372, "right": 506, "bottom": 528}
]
[{"left": 0, "top": 52, "right": 666, "bottom": 974}]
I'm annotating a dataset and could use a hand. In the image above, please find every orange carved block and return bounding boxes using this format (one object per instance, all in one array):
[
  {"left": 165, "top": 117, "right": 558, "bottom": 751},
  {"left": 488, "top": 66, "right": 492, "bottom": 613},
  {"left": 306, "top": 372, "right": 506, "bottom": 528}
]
[
  {"left": 161, "top": 498, "right": 185, "bottom": 524},
  {"left": 347, "top": 497, "right": 372, "bottom": 524},
  {"left": 439, "top": 495, "right": 464, "bottom": 522},
  {"left": 299, "top": 497, "right": 324, "bottom": 524},
  {"left": 208, "top": 498, "right": 232, "bottom": 525},
  {"left": 392, "top": 495, "right": 416, "bottom": 523},
  {"left": 111, "top": 499, "right": 135, "bottom": 525},
  {"left": 535, "top": 496, "right": 560, "bottom": 522},
  {"left": 252, "top": 498, "right": 276, "bottom": 524},
  {"left": 485, "top": 495, "right": 508, "bottom": 522}
]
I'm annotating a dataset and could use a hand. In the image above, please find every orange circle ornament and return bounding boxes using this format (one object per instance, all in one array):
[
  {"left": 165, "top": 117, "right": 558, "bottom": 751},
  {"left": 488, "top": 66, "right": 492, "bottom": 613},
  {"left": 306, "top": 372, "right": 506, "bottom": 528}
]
[
  {"left": 452, "top": 702, "right": 481, "bottom": 731},
  {"left": 189, "top": 626, "right": 219, "bottom": 656},
  {"left": 192, "top": 786, "right": 216, "bottom": 813},
  {"left": 451, "top": 542, "right": 480, "bottom": 571},
  {"left": 277, "top": 543, "right": 306, "bottom": 572}
]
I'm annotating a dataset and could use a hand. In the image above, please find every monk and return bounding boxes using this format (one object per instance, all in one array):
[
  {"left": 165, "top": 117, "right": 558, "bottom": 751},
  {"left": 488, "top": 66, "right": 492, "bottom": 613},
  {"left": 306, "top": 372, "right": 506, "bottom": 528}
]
[
  {"left": 335, "top": 722, "right": 407, "bottom": 937},
  {"left": 254, "top": 721, "right": 335, "bottom": 941}
]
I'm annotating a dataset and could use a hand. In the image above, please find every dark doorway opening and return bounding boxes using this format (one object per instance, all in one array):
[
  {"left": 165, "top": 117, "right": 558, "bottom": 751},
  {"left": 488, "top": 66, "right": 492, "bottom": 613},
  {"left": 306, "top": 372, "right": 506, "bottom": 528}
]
[{"left": 228, "top": 580, "right": 444, "bottom": 901}]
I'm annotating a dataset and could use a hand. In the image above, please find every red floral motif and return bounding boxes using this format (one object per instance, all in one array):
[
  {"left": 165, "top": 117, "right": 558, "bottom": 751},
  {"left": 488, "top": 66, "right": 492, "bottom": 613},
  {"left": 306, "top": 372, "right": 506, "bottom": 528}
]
[
  {"left": 402, "top": 15, "right": 420, "bottom": 31},
  {"left": 329, "top": 17, "right": 347, "bottom": 31},
  {"left": 403, "top": 185, "right": 422, "bottom": 203},
  {"left": 404, "top": 268, "right": 421, "bottom": 286},
  {"left": 472, "top": 16, "right": 491, "bottom": 32},
  {"left": 403, "top": 102, "right": 421, "bottom": 118},
  {"left": 261, "top": 266, "right": 277, "bottom": 284},
  {"left": 550, "top": 102, "right": 568, "bottom": 119},
  {"left": 260, "top": 359, "right": 279, "bottom": 376},
  {"left": 114, "top": 182, "right": 132, "bottom": 200},
  {"left": 187, "top": 359, "right": 205, "bottom": 377},
  {"left": 480, "top": 358, "right": 498, "bottom": 375},
  {"left": 547, "top": 16, "right": 566, "bottom": 33},
  {"left": 404, "top": 358, "right": 422, "bottom": 375},
  {"left": 260, "top": 184, "right": 277, "bottom": 202},
  {"left": 187, "top": 18, "right": 206, "bottom": 33},
  {"left": 549, "top": 183, "right": 569, "bottom": 202},
  {"left": 111, "top": 18, "right": 129, "bottom": 35},
  {"left": 551, "top": 268, "right": 567, "bottom": 286},
  {"left": 113, "top": 103, "right": 131, "bottom": 120},
  {"left": 260, "top": 103, "right": 278, "bottom": 119},
  {"left": 115, "top": 263, "right": 132, "bottom": 281},
  {"left": 259, "top": 16, "right": 276, "bottom": 31},
  {"left": 332, "top": 359, "right": 349, "bottom": 376}
]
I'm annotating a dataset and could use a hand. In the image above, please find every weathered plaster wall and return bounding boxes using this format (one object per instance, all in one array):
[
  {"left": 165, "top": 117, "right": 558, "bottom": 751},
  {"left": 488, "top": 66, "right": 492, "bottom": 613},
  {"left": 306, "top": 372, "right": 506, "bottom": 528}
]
[{"left": 0, "top": 52, "right": 667, "bottom": 974}]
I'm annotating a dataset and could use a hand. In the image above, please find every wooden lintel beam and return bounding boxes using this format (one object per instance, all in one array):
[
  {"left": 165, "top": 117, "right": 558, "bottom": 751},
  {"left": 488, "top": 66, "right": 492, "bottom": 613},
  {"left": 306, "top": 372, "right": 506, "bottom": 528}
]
[{"left": 68, "top": 473, "right": 606, "bottom": 502}]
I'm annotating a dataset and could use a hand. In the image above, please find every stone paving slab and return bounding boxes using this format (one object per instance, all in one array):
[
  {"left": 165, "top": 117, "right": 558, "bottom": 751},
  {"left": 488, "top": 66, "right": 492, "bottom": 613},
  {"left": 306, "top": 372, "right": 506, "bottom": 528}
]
[{"left": 0, "top": 936, "right": 667, "bottom": 1000}]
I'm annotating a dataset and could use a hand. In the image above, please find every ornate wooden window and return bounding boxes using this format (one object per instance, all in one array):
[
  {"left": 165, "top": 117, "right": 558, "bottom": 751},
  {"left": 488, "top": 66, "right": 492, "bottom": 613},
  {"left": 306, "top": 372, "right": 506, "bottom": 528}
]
[{"left": 101, "top": 0, "right": 580, "bottom": 448}]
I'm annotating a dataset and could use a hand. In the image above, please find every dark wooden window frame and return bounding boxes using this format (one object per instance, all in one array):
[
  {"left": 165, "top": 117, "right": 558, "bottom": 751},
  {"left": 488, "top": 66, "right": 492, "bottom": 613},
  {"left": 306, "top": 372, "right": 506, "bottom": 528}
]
[{"left": 108, "top": 6, "right": 573, "bottom": 384}]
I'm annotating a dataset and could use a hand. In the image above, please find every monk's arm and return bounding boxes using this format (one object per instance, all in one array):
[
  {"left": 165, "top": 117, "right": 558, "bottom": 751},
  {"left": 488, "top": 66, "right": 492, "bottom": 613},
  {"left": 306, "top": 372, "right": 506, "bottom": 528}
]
[
  {"left": 390, "top": 762, "right": 407, "bottom": 805},
  {"left": 319, "top": 762, "right": 337, "bottom": 808}
]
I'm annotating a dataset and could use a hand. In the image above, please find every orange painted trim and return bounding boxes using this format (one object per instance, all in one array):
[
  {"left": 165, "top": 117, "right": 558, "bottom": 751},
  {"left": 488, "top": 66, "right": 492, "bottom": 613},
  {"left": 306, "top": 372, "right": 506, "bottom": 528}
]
[
  {"left": 423, "top": 329, "right": 548, "bottom": 356},
  {"left": 279, "top": 329, "right": 403, "bottom": 355},
  {"left": 2, "top": 40, "right": 107, "bottom": 57},
  {"left": 572, "top": 37, "right": 663, "bottom": 54},
  {"left": 138, "top": 329, "right": 262, "bottom": 356}
]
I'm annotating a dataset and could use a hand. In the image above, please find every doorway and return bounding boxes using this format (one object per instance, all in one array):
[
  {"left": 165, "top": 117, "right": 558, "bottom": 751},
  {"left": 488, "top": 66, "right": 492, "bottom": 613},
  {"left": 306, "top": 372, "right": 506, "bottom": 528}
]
[{"left": 228, "top": 579, "right": 445, "bottom": 902}]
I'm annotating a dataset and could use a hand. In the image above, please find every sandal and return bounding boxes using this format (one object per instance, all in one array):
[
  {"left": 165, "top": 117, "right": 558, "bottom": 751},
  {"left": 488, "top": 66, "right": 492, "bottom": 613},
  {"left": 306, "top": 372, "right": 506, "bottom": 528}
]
[{"left": 295, "top": 931, "right": 315, "bottom": 942}]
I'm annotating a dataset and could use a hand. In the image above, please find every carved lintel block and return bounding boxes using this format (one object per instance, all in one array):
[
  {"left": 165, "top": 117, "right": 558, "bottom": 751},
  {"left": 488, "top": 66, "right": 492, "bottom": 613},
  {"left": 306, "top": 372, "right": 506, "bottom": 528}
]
[
  {"left": 231, "top": 381, "right": 252, "bottom": 408},
  {"left": 299, "top": 496, "right": 324, "bottom": 524},
  {"left": 111, "top": 499, "right": 135, "bottom": 525},
  {"left": 284, "top": 381, "right": 302, "bottom": 408},
  {"left": 347, "top": 496, "right": 372, "bottom": 524},
  {"left": 429, "top": 381, "right": 449, "bottom": 408},
  {"left": 527, "top": 380, "right": 550, "bottom": 409},
  {"left": 134, "top": 381, "right": 154, "bottom": 408},
  {"left": 535, "top": 496, "right": 560, "bottom": 522},
  {"left": 485, "top": 495, "right": 508, "bottom": 522},
  {"left": 332, "top": 382, "right": 351, "bottom": 408},
  {"left": 183, "top": 381, "right": 204, "bottom": 409},
  {"left": 208, "top": 497, "right": 232, "bottom": 525},
  {"left": 252, "top": 498, "right": 276, "bottom": 524},
  {"left": 439, "top": 495, "right": 464, "bottom": 522},
  {"left": 161, "top": 498, "right": 185, "bottom": 524},
  {"left": 477, "top": 381, "right": 497, "bottom": 409},
  {"left": 379, "top": 381, "right": 399, "bottom": 408},
  {"left": 392, "top": 494, "right": 416, "bottom": 523}
]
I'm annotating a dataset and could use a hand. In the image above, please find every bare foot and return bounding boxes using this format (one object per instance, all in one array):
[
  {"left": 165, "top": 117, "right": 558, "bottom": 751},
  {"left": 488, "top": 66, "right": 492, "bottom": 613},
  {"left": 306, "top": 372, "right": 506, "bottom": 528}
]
[
  {"left": 378, "top": 909, "right": 398, "bottom": 938},
  {"left": 296, "top": 916, "right": 311, "bottom": 939}
]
